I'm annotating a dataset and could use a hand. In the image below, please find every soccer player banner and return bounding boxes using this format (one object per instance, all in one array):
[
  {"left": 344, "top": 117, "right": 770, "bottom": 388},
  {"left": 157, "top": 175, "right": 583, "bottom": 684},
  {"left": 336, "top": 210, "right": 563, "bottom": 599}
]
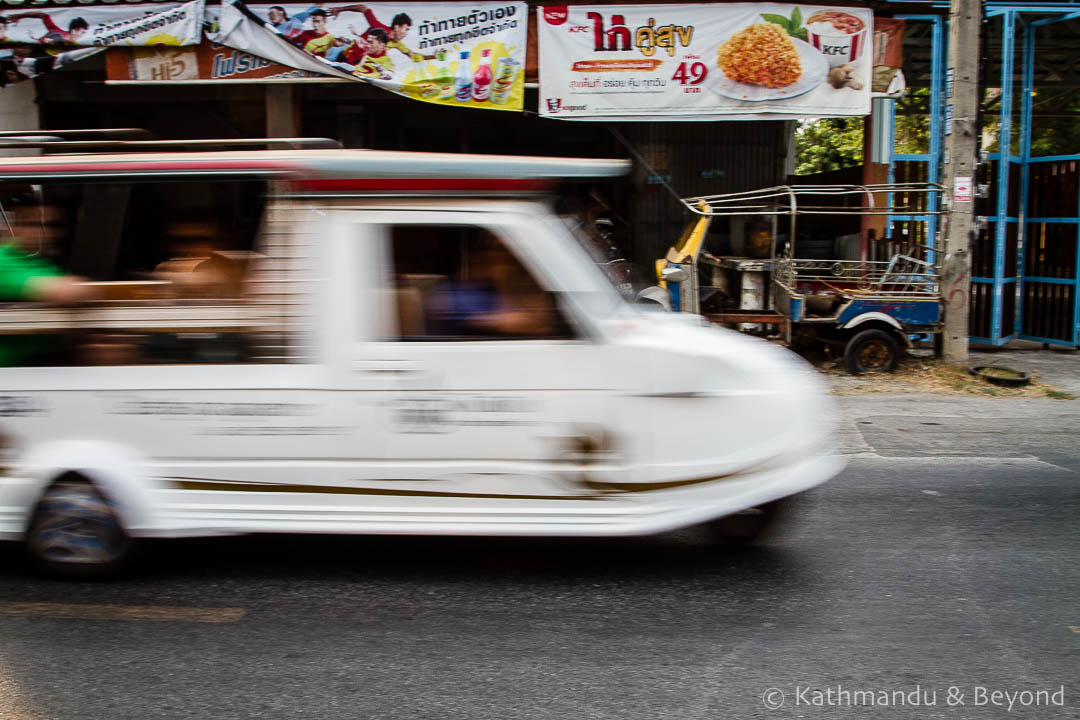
[
  {"left": 1, "top": 1, "right": 204, "bottom": 47},
  {"left": 537, "top": 3, "right": 872, "bottom": 121},
  {"left": 1, "top": 45, "right": 103, "bottom": 88},
  {"left": 1, "top": 0, "right": 203, "bottom": 88},
  {"left": 211, "top": 1, "right": 527, "bottom": 111}
]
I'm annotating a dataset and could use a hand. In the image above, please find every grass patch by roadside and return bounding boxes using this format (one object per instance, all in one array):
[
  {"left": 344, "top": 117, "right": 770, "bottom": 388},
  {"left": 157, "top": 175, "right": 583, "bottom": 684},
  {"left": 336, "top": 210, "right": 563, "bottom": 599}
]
[{"left": 819, "top": 355, "right": 1076, "bottom": 399}]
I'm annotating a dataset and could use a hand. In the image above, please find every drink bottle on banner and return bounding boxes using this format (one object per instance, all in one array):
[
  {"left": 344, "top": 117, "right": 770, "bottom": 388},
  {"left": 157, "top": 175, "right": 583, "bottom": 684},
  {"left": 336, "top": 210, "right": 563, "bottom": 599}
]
[
  {"left": 472, "top": 48, "right": 492, "bottom": 102},
  {"left": 491, "top": 56, "right": 521, "bottom": 105},
  {"left": 436, "top": 50, "right": 453, "bottom": 100},
  {"left": 454, "top": 51, "right": 472, "bottom": 102}
]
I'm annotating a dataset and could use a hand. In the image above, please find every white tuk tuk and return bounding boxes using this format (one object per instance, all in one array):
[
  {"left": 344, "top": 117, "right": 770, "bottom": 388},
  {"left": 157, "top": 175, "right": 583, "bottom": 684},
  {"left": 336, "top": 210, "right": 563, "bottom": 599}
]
[{"left": 0, "top": 135, "right": 841, "bottom": 576}]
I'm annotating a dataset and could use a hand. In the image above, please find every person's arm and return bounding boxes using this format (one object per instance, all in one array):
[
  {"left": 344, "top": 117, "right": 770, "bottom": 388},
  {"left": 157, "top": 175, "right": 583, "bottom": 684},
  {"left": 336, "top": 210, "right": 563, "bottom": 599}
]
[
  {"left": 10, "top": 11, "right": 62, "bottom": 34},
  {"left": 23, "top": 275, "right": 93, "bottom": 304},
  {"left": 470, "top": 308, "right": 555, "bottom": 337},
  {"left": 9, "top": 12, "right": 47, "bottom": 22},
  {"left": 275, "top": 6, "right": 319, "bottom": 38},
  {"left": 386, "top": 40, "right": 428, "bottom": 61},
  {"left": 289, "top": 5, "right": 320, "bottom": 24},
  {"left": 465, "top": 285, "right": 558, "bottom": 337},
  {"left": 0, "top": 244, "right": 91, "bottom": 304},
  {"left": 328, "top": 4, "right": 369, "bottom": 18},
  {"left": 38, "top": 13, "right": 62, "bottom": 35},
  {"left": 361, "top": 7, "right": 386, "bottom": 30}
]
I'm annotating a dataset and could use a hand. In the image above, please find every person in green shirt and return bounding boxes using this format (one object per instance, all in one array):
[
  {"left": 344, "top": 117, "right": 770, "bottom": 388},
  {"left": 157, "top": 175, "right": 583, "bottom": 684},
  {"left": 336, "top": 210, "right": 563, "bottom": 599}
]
[{"left": 0, "top": 203, "right": 92, "bottom": 365}]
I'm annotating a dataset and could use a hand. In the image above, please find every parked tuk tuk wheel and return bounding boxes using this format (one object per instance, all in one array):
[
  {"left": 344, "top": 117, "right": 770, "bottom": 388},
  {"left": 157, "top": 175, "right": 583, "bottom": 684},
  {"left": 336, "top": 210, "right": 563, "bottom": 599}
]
[{"left": 844, "top": 328, "right": 900, "bottom": 375}]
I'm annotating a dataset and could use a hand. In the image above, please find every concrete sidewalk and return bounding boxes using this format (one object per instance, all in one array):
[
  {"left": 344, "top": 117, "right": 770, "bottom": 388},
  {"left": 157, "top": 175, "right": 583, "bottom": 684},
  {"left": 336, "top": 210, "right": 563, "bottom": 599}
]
[
  {"left": 817, "top": 340, "right": 1080, "bottom": 468},
  {"left": 968, "top": 340, "right": 1080, "bottom": 396}
]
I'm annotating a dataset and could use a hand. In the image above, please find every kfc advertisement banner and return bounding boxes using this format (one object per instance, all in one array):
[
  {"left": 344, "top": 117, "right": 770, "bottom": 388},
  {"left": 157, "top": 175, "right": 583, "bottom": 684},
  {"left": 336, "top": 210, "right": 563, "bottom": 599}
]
[
  {"left": 212, "top": 0, "right": 527, "bottom": 111},
  {"left": 538, "top": 3, "right": 872, "bottom": 121}
]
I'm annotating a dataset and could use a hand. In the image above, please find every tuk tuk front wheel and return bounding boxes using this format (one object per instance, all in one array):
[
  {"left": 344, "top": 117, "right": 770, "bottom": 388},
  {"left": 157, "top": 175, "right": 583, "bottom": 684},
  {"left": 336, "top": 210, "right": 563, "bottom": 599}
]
[
  {"left": 25, "top": 478, "right": 135, "bottom": 579},
  {"left": 706, "top": 498, "right": 793, "bottom": 544},
  {"left": 845, "top": 328, "right": 900, "bottom": 375}
]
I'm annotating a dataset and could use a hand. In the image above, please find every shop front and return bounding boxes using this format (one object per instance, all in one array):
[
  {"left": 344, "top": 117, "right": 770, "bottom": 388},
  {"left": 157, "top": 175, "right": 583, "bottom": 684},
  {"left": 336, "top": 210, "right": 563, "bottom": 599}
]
[{"left": 12, "top": 1, "right": 1073, "bottom": 347}]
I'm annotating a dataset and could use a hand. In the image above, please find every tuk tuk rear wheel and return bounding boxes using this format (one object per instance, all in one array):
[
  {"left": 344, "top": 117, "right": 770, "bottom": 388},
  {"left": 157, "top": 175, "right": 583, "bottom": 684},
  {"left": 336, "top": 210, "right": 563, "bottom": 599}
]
[{"left": 845, "top": 328, "right": 899, "bottom": 375}]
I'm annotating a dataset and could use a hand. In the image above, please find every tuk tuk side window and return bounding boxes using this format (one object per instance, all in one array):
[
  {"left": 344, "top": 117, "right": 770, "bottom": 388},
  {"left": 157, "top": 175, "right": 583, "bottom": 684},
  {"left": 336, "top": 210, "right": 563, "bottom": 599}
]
[
  {"left": 0, "top": 178, "right": 272, "bottom": 367},
  {"left": 386, "top": 225, "right": 575, "bottom": 341}
]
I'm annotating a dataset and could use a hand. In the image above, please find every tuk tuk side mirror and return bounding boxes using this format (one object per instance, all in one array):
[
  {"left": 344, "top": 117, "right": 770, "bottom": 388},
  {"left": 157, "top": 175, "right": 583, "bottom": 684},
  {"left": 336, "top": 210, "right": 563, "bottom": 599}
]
[{"left": 661, "top": 266, "right": 688, "bottom": 284}]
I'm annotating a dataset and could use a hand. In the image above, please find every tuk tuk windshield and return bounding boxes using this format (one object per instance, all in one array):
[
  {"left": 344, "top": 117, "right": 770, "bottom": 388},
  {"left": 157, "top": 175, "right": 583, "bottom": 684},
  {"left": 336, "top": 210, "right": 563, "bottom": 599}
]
[{"left": 557, "top": 213, "right": 636, "bottom": 298}]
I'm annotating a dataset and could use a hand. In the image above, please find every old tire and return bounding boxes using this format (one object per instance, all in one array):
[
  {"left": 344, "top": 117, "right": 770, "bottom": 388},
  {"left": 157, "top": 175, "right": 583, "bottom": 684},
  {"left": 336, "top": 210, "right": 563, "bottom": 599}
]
[
  {"left": 844, "top": 328, "right": 900, "bottom": 375},
  {"left": 706, "top": 498, "right": 791, "bottom": 544},
  {"left": 25, "top": 479, "right": 135, "bottom": 579}
]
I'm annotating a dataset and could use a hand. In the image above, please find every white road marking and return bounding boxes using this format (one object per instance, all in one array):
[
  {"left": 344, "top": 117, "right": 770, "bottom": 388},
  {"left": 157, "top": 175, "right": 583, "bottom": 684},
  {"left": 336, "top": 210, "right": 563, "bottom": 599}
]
[{"left": 841, "top": 453, "right": 1073, "bottom": 471}]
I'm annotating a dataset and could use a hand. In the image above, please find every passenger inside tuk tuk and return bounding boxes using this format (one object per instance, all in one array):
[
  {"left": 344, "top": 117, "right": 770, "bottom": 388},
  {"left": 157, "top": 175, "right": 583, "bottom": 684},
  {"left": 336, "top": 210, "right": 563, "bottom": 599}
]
[
  {"left": 391, "top": 226, "right": 571, "bottom": 340},
  {"left": 431, "top": 234, "right": 558, "bottom": 337},
  {"left": 0, "top": 178, "right": 267, "bottom": 366},
  {"left": 0, "top": 195, "right": 92, "bottom": 305},
  {"left": 152, "top": 220, "right": 252, "bottom": 298},
  {"left": 0, "top": 194, "right": 98, "bottom": 366}
]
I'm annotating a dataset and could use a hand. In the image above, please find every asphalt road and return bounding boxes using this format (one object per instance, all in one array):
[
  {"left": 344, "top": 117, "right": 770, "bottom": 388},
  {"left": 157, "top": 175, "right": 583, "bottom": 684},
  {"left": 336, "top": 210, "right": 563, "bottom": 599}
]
[{"left": 0, "top": 394, "right": 1078, "bottom": 720}]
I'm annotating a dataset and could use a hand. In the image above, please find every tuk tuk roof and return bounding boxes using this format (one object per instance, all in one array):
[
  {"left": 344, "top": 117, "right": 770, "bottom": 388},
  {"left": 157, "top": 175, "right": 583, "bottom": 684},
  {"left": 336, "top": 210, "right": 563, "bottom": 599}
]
[
  {"left": 0, "top": 148, "right": 631, "bottom": 192},
  {"left": 681, "top": 183, "right": 948, "bottom": 217}
]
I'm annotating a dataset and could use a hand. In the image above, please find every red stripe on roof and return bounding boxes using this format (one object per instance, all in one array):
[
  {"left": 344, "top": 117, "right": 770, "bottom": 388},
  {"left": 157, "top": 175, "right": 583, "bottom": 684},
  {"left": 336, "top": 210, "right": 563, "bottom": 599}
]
[{"left": 293, "top": 178, "right": 556, "bottom": 192}]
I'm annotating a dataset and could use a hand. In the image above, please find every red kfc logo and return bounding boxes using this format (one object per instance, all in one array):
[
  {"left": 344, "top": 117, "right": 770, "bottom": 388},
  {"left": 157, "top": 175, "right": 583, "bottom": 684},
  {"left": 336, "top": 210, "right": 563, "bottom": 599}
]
[{"left": 543, "top": 6, "right": 568, "bottom": 25}]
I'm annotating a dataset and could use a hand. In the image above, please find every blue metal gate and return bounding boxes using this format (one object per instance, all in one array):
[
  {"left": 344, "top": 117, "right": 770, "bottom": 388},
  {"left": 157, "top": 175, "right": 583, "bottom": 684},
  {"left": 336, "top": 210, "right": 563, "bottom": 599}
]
[
  {"left": 974, "top": 7, "right": 1080, "bottom": 347},
  {"left": 890, "top": 3, "right": 1080, "bottom": 347},
  {"left": 1016, "top": 11, "right": 1080, "bottom": 346}
]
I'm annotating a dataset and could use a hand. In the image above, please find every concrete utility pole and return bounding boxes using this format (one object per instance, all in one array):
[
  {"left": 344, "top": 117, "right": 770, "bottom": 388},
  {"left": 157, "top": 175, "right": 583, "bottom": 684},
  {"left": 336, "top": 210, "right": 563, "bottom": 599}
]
[{"left": 940, "top": 0, "right": 983, "bottom": 363}]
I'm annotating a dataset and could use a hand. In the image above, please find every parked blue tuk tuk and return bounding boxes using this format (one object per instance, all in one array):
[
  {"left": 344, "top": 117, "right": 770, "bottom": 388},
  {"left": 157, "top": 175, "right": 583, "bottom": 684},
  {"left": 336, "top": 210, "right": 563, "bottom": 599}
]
[{"left": 651, "top": 184, "right": 947, "bottom": 374}]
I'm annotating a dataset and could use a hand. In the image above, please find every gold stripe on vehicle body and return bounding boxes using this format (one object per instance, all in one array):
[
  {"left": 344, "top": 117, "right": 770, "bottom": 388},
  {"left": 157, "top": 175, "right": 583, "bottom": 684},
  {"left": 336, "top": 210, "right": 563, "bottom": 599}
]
[
  {"left": 163, "top": 455, "right": 788, "bottom": 500},
  {"left": 166, "top": 478, "right": 611, "bottom": 501},
  {"left": 576, "top": 472, "right": 742, "bottom": 494},
  {"left": 580, "top": 446, "right": 814, "bottom": 494}
]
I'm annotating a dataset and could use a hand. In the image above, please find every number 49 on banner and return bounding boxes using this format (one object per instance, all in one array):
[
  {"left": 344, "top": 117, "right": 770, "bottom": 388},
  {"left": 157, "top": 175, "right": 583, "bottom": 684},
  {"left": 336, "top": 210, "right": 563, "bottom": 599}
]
[{"left": 672, "top": 62, "right": 708, "bottom": 86}]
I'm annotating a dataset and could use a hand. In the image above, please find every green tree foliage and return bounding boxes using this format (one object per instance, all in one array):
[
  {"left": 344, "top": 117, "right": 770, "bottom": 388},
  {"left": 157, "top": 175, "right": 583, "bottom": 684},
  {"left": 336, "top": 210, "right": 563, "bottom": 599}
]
[
  {"left": 795, "top": 91, "right": 934, "bottom": 176},
  {"left": 794, "top": 117, "right": 864, "bottom": 175},
  {"left": 894, "top": 89, "right": 931, "bottom": 155},
  {"left": 982, "top": 92, "right": 1080, "bottom": 157},
  {"left": 894, "top": 113, "right": 931, "bottom": 154},
  {"left": 1029, "top": 110, "right": 1080, "bottom": 156}
]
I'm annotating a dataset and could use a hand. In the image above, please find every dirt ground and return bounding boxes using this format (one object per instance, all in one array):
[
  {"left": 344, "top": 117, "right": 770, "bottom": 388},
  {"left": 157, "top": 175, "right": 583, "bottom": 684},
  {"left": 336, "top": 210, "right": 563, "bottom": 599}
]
[{"left": 797, "top": 346, "right": 1077, "bottom": 399}]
